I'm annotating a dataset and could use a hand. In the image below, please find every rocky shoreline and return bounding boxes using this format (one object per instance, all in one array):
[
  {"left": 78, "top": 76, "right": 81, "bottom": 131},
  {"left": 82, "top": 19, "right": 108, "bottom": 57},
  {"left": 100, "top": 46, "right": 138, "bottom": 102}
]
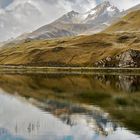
[{"left": 94, "top": 49, "right": 140, "bottom": 68}]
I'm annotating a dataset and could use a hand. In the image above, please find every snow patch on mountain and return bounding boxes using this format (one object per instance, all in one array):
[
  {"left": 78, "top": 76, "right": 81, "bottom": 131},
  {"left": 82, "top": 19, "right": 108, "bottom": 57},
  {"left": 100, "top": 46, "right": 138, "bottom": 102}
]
[
  {"left": 83, "top": 1, "right": 120, "bottom": 24},
  {"left": 0, "top": 0, "right": 121, "bottom": 42},
  {"left": 23, "top": 1, "right": 120, "bottom": 41},
  {"left": 56, "top": 1, "right": 120, "bottom": 25}
]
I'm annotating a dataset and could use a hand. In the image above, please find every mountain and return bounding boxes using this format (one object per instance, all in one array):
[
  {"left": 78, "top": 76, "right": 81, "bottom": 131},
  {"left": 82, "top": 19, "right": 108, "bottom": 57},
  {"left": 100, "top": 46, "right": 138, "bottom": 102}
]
[
  {"left": 0, "top": 8, "right": 140, "bottom": 68},
  {"left": 22, "top": 1, "right": 120, "bottom": 40},
  {"left": 83, "top": 1, "right": 120, "bottom": 24},
  {"left": 0, "top": 0, "right": 139, "bottom": 42},
  {"left": 0, "top": 0, "right": 89, "bottom": 42},
  {"left": 0, "top": 0, "right": 121, "bottom": 42},
  {"left": 105, "top": 10, "right": 140, "bottom": 32},
  {"left": 55, "top": 1, "right": 120, "bottom": 24},
  {"left": 122, "top": 4, "right": 140, "bottom": 15}
]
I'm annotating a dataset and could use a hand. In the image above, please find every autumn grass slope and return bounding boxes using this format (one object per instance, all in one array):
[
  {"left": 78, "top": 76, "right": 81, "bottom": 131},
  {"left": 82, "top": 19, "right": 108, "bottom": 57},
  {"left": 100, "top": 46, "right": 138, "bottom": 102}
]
[
  {"left": 105, "top": 10, "right": 140, "bottom": 32},
  {"left": 0, "top": 10, "right": 140, "bottom": 67}
]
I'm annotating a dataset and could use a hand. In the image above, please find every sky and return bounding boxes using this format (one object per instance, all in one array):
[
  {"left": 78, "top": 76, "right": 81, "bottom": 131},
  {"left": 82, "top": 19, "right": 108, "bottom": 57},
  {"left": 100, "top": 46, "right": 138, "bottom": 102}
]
[
  {"left": 0, "top": 0, "right": 139, "bottom": 41},
  {"left": 0, "top": 0, "right": 140, "bottom": 10},
  {"left": 0, "top": 0, "right": 13, "bottom": 8},
  {"left": 0, "top": 0, "right": 140, "bottom": 22}
]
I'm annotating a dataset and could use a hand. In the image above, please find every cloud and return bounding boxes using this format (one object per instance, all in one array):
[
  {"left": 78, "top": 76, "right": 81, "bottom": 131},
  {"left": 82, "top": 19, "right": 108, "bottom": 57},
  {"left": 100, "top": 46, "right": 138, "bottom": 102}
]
[
  {"left": 0, "top": 0, "right": 13, "bottom": 8},
  {"left": 0, "top": 0, "right": 139, "bottom": 41},
  {"left": 0, "top": 0, "right": 97, "bottom": 41},
  {"left": 0, "top": 0, "right": 140, "bottom": 11},
  {"left": 61, "top": 0, "right": 97, "bottom": 12},
  {"left": 102, "top": 0, "right": 140, "bottom": 10}
]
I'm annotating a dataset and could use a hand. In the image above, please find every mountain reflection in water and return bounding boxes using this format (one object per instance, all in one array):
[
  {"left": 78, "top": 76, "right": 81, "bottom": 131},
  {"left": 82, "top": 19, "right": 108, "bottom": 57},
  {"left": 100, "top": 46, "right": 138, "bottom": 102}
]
[{"left": 0, "top": 73, "right": 139, "bottom": 140}]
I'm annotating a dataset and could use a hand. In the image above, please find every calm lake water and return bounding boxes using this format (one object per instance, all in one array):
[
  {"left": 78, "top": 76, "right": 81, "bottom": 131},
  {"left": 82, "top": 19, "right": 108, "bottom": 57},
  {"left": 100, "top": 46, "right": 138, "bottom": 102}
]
[{"left": 0, "top": 73, "right": 140, "bottom": 140}]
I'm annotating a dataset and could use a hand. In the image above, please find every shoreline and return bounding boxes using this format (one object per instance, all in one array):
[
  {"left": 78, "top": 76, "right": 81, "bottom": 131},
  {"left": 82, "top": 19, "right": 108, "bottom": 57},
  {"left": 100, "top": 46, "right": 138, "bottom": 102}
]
[{"left": 0, "top": 65, "right": 140, "bottom": 75}]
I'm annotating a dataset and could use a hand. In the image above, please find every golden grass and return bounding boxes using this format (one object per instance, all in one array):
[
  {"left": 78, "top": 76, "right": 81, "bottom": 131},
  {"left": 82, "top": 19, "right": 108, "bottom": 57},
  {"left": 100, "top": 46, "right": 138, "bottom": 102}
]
[
  {"left": 0, "top": 10, "right": 140, "bottom": 66},
  {"left": 0, "top": 31, "right": 139, "bottom": 66},
  {"left": 105, "top": 10, "right": 140, "bottom": 32}
]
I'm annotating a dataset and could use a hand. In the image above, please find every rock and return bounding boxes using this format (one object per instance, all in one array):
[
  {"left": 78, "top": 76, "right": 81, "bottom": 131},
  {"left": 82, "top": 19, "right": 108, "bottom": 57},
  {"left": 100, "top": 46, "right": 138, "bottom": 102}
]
[
  {"left": 94, "top": 49, "right": 140, "bottom": 68},
  {"left": 118, "top": 49, "right": 140, "bottom": 68},
  {"left": 106, "top": 57, "right": 111, "bottom": 62},
  {"left": 116, "top": 55, "right": 120, "bottom": 60}
]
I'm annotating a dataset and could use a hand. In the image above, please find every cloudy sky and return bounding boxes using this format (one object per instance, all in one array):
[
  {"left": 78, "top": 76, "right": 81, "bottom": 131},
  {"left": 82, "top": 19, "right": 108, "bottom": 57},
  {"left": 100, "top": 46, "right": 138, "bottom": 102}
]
[
  {"left": 0, "top": 0, "right": 139, "bottom": 41},
  {"left": 0, "top": 0, "right": 140, "bottom": 10},
  {"left": 0, "top": 0, "right": 140, "bottom": 23}
]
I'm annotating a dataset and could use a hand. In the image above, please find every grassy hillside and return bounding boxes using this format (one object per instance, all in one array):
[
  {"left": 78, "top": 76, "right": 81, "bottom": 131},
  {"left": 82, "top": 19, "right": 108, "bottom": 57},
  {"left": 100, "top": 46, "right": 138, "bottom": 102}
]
[
  {"left": 0, "top": 31, "right": 140, "bottom": 67},
  {"left": 105, "top": 10, "right": 140, "bottom": 32},
  {"left": 0, "top": 10, "right": 140, "bottom": 67}
]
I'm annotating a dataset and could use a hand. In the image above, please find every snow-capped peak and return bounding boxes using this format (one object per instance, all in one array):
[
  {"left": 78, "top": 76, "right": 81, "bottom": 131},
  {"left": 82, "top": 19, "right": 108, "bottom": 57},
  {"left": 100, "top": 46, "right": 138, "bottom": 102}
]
[
  {"left": 0, "top": 0, "right": 120, "bottom": 41},
  {"left": 83, "top": 1, "right": 120, "bottom": 23},
  {"left": 88, "top": 1, "right": 118, "bottom": 16},
  {"left": 55, "top": 1, "right": 120, "bottom": 24}
]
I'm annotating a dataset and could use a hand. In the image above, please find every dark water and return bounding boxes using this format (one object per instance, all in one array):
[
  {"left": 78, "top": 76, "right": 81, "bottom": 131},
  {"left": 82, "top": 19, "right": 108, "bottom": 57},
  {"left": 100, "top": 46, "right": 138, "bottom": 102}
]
[{"left": 0, "top": 73, "right": 140, "bottom": 140}]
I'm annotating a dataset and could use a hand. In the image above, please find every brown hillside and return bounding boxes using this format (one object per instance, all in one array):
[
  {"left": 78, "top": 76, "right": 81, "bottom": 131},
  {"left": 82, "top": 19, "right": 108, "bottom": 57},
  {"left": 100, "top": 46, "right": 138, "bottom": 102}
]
[
  {"left": 0, "top": 31, "right": 140, "bottom": 67},
  {"left": 0, "top": 10, "right": 140, "bottom": 67},
  {"left": 105, "top": 10, "right": 140, "bottom": 32}
]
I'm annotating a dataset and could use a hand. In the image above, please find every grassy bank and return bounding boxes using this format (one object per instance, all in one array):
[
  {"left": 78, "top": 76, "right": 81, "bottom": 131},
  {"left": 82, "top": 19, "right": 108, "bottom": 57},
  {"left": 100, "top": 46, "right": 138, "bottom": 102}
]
[{"left": 0, "top": 65, "right": 140, "bottom": 75}]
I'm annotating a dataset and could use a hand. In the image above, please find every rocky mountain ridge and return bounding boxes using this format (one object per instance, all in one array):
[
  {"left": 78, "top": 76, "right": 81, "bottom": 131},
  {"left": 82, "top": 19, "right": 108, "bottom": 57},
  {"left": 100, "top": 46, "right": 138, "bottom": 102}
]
[
  {"left": 9, "top": 1, "right": 140, "bottom": 42},
  {"left": 20, "top": 1, "right": 120, "bottom": 40}
]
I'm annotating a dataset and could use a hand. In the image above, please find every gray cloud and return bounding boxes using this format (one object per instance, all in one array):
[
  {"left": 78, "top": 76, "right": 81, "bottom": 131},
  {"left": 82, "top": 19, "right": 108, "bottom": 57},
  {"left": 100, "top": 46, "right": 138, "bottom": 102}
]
[
  {"left": 102, "top": 0, "right": 140, "bottom": 10},
  {"left": 0, "top": 0, "right": 139, "bottom": 41},
  {"left": 0, "top": 0, "right": 13, "bottom": 8}
]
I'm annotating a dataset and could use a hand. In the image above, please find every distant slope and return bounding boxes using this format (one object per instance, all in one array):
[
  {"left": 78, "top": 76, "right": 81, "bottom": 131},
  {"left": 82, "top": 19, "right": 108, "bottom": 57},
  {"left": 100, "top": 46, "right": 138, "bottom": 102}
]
[
  {"left": 105, "top": 10, "right": 140, "bottom": 32},
  {"left": 0, "top": 10, "right": 140, "bottom": 68},
  {"left": 122, "top": 4, "right": 140, "bottom": 15},
  {"left": 0, "top": 31, "right": 140, "bottom": 67},
  {"left": 13, "top": 2, "right": 140, "bottom": 42},
  {"left": 21, "top": 1, "right": 120, "bottom": 40},
  {"left": 28, "top": 21, "right": 92, "bottom": 39}
]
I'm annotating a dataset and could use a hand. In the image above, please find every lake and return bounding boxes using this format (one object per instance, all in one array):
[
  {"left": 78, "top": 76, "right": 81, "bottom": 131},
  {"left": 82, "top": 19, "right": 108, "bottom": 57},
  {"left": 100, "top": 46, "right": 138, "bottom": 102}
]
[{"left": 0, "top": 73, "right": 139, "bottom": 140}]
